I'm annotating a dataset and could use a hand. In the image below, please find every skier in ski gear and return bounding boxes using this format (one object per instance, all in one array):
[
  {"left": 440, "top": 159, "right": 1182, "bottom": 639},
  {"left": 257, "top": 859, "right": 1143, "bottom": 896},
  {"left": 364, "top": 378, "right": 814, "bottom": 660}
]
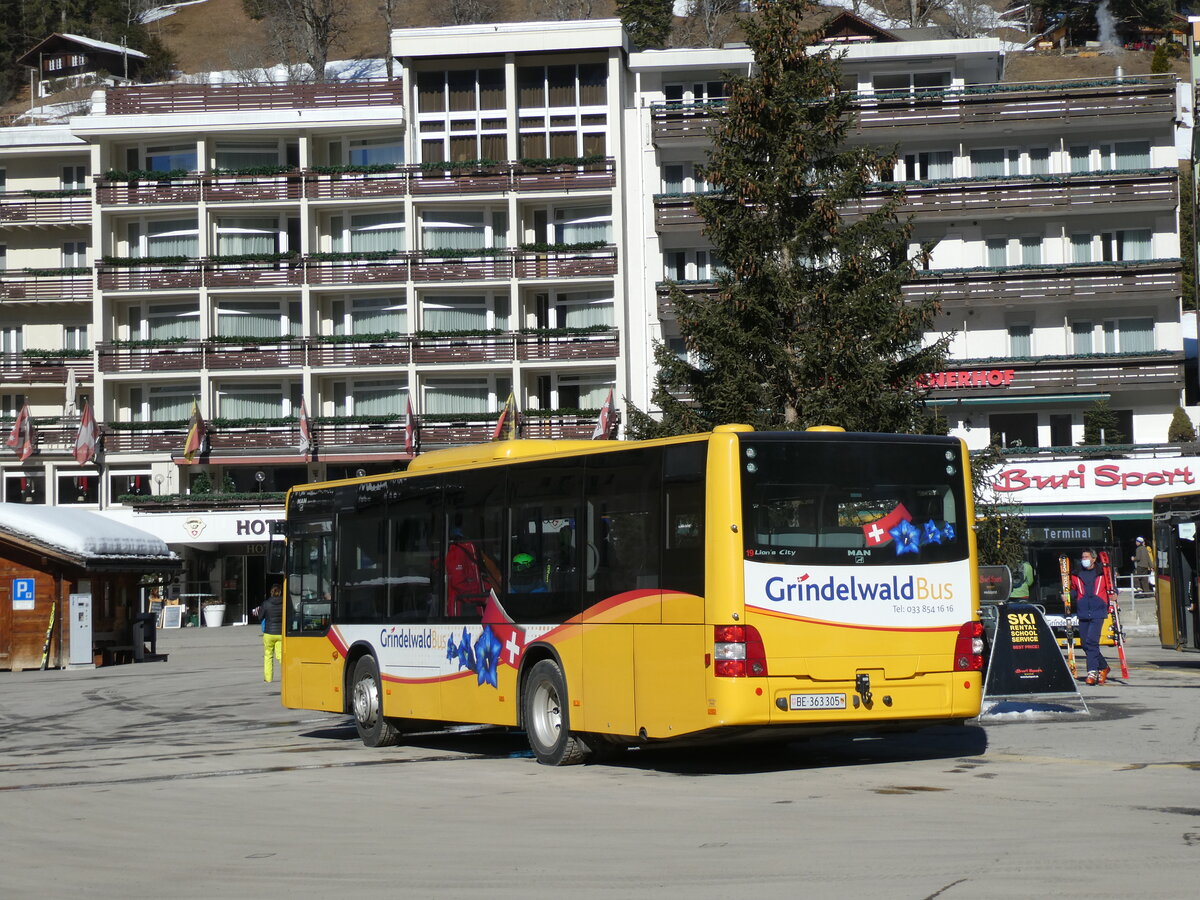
[{"left": 1071, "top": 548, "right": 1113, "bottom": 685}]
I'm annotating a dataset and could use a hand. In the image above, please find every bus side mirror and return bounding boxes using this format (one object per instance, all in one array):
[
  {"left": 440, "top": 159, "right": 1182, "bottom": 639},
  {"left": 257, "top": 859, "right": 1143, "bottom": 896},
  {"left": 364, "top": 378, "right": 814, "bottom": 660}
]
[{"left": 266, "top": 540, "right": 286, "bottom": 575}]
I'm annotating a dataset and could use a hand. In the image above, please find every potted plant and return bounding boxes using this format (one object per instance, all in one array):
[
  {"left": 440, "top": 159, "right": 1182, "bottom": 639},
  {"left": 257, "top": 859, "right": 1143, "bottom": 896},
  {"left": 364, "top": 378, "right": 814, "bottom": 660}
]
[{"left": 202, "top": 597, "right": 226, "bottom": 627}]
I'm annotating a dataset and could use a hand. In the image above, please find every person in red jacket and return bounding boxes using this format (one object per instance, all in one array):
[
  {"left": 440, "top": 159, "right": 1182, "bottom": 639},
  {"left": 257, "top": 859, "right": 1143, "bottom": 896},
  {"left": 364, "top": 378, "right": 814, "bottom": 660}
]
[{"left": 1070, "top": 548, "right": 1114, "bottom": 685}]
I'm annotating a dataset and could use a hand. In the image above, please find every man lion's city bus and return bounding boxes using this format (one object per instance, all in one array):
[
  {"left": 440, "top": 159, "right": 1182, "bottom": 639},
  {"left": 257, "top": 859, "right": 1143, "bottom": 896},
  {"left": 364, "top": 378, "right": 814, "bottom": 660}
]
[{"left": 279, "top": 425, "right": 983, "bottom": 765}]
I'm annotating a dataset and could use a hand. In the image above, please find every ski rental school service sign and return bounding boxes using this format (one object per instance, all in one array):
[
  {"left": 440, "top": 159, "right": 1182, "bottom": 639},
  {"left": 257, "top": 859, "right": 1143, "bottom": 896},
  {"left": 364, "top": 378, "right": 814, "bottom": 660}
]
[{"left": 987, "top": 455, "right": 1200, "bottom": 505}]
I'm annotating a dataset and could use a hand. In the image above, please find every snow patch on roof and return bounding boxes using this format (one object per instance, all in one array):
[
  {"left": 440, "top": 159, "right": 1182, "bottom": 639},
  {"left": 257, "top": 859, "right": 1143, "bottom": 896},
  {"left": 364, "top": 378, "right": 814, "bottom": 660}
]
[
  {"left": 60, "top": 34, "right": 149, "bottom": 60},
  {"left": 0, "top": 506, "right": 174, "bottom": 560}
]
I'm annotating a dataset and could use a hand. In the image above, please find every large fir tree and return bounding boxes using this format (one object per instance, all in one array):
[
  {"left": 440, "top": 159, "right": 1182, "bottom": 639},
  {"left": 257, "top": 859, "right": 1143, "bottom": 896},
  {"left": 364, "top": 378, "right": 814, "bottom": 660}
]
[{"left": 629, "top": 0, "right": 948, "bottom": 438}]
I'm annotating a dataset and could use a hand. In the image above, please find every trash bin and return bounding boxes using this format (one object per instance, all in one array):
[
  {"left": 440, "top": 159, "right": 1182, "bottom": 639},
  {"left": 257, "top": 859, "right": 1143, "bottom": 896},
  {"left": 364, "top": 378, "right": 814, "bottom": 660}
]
[{"left": 132, "top": 612, "right": 157, "bottom": 662}]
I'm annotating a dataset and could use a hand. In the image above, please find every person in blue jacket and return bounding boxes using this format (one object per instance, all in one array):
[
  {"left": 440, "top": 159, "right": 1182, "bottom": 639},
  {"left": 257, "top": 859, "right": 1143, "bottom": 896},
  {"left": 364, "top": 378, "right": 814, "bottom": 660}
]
[{"left": 1070, "top": 548, "right": 1114, "bottom": 685}]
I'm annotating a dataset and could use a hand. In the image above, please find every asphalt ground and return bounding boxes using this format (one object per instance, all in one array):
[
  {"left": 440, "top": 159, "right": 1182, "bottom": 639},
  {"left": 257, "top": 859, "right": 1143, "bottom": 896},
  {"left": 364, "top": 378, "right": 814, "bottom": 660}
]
[{"left": 0, "top": 624, "right": 1197, "bottom": 899}]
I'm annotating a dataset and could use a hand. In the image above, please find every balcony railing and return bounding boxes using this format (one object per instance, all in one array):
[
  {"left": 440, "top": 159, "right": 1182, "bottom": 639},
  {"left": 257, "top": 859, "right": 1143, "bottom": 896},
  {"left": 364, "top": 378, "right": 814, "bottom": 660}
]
[
  {"left": 0, "top": 268, "right": 92, "bottom": 301},
  {"left": 0, "top": 192, "right": 91, "bottom": 226},
  {"left": 656, "top": 259, "right": 1182, "bottom": 317},
  {"left": 650, "top": 76, "right": 1177, "bottom": 143},
  {"left": 0, "top": 354, "right": 93, "bottom": 385},
  {"left": 97, "top": 248, "right": 618, "bottom": 292},
  {"left": 654, "top": 169, "right": 1179, "bottom": 230},
  {"left": 97, "top": 159, "right": 617, "bottom": 206},
  {"left": 925, "top": 352, "right": 1184, "bottom": 399},
  {"left": 97, "top": 331, "right": 620, "bottom": 373},
  {"left": 95, "top": 412, "right": 616, "bottom": 456},
  {"left": 104, "top": 80, "right": 406, "bottom": 115}
]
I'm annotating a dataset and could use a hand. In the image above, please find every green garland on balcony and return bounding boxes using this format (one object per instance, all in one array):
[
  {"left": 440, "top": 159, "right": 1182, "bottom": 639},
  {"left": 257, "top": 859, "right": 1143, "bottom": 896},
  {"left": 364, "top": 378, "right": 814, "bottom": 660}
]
[
  {"left": 23, "top": 267, "right": 90, "bottom": 276},
  {"left": 208, "top": 252, "right": 299, "bottom": 265},
  {"left": 315, "top": 331, "right": 404, "bottom": 344},
  {"left": 102, "top": 169, "right": 193, "bottom": 182},
  {"left": 101, "top": 255, "right": 195, "bottom": 267},
  {"left": 105, "top": 337, "right": 193, "bottom": 349},
  {"left": 306, "top": 250, "right": 408, "bottom": 262},
  {"left": 208, "top": 165, "right": 297, "bottom": 177},
  {"left": 23, "top": 189, "right": 90, "bottom": 197},
  {"left": 517, "top": 155, "right": 606, "bottom": 169},
  {"left": 21, "top": 348, "right": 91, "bottom": 359},
  {"left": 517, "top": 241, "right": 609, "bottom": 253},
  {"left": 309, "top": 163, "right": 402, "bottom": 175},
  {"left": 417, "top": 159, "right": 504, "bottom": 172},
  {"left": 106, "top": 419, "right": 189, "bottom": 430},
  {"left": 119, "top": 491, "right": 287, "bottom": 505}
]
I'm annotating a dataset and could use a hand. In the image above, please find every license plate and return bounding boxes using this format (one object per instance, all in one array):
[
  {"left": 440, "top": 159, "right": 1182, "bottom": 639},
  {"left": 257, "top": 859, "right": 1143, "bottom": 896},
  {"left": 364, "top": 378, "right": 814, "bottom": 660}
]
[{"left": 789, "top": 693, "right": 847, "bottom": 711}]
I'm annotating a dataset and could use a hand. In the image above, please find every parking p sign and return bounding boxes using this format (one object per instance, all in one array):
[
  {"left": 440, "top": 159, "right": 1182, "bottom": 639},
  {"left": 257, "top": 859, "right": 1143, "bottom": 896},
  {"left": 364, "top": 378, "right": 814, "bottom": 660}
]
[{"left": 12, "top": 578, "right": 35, "bottom": 611}]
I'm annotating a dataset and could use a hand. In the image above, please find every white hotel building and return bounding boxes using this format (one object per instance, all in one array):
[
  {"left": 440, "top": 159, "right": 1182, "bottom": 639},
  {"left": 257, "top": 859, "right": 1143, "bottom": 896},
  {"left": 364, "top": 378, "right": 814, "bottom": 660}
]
[{"left": 0, "top": 15, "right": 1192, "bottom": 615}]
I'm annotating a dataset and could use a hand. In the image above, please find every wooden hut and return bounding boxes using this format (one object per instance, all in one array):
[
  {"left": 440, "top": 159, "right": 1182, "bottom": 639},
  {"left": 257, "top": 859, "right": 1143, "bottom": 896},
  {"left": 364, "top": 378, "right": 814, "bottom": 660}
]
[{"left": 0, "top": 507, "right": 180, "bottom": 671}]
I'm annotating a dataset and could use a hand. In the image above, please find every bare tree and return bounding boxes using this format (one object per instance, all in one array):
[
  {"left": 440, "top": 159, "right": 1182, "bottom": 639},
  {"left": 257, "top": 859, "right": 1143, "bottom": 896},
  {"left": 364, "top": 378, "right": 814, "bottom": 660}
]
[
  {"left": 526, "top": 0, "right": 599, "bottom": 19},
  {"left": 379, "top": 0, "right": 399, "bottom": 80},
  {"left": 439, "top": 0, "right": 496, "bottom": 26},
  {"left": 675, "top": 0, "right": 743, "bottom": 48},
  {"left": 243, "top": 0, "right": 351, "bottom": 81}
]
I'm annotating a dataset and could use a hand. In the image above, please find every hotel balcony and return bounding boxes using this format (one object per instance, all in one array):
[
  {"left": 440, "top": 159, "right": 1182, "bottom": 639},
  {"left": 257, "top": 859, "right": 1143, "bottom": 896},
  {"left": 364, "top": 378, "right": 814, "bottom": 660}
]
[
  {"left": 93, "top": 411, "right": 614, "bottom": 456},
  {"left": 96, "top": 159, "right": 616, "bottom": 206},
  {"left": 923, "top": 351, "right": 1184, "bottom": 402},
  {"left": 96, "top": 247, "right": 618, "bottom": 293},
  {"left": 656, "top": 259, "right": 1182, "bottom": 318},
  {"left": 103, "top": 80, "right": 407, "bottom": 116},
  {"left": 653, "top": 169, "right": 1179, "bottom": 232},
  {"left": 95, "top": 330, "right": 620, "bottom": 374},
  {"left": 650, "top": 76, "right": 1177, "bottom": 145},
  {"left": 0, "top": 353, "right": 93, "bottom": 386},
  {"left": 0, "top": 267, "right": 92, "bottom": 301},
  {"left": 0, "top": 191, "right": 91, "bottom": 226}
]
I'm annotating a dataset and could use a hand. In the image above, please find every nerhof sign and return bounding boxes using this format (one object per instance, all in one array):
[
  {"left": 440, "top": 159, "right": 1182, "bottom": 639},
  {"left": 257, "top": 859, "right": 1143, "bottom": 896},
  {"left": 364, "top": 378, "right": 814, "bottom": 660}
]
[{"left": 988, "top": 456, "right": 1200, "bottom": 505}]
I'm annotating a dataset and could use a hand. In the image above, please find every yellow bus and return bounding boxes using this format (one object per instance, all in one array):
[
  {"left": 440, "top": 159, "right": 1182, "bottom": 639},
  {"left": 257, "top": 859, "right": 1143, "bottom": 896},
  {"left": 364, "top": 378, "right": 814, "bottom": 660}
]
[
  {"left": 280, "top": 424, "right": 983, "bottom": 765},
  {"left": 1150, "top": 490, "right": 1200, "bottom": 651}
]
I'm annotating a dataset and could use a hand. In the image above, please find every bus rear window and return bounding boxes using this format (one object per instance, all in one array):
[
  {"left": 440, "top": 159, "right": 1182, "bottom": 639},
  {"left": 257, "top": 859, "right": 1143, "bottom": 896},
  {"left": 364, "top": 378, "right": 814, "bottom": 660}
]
[{"left": 741, "top": 436, "right": 967, "bottom": 566}]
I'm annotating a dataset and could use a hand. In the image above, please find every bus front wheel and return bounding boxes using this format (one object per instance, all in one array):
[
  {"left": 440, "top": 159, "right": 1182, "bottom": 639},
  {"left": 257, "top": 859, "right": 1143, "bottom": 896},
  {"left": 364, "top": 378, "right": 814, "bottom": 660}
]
[
  {"left": 351, "top": 655, "right": 401, "bottom": 747},
  {"left": 522, "top": 659, "right": 586, "bottom": 766}
]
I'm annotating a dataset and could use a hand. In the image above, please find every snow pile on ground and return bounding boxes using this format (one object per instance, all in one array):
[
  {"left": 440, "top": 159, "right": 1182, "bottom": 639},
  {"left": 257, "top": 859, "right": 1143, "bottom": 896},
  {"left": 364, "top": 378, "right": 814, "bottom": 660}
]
[{"left": 0, "top": 506, "right": 175, "bottom": 560}]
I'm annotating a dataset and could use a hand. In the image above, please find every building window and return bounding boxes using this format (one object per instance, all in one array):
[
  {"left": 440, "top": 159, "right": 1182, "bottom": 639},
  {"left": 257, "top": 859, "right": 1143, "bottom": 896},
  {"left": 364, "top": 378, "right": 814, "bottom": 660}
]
[
  {"left": 62, "top": 241, "right": 87, "bottom": 268},
  {"left": 329, "top": 296, "right": 406, "bottom": 336},
  {"left": 218, "top": 382, "right": 295, "bottom": 419},
  {"left": 349, "top": 137, "right": 405, "bottom": 166},
  {"left": 332, "top": 379, "right": 407, "bottom": 416},
  {"left": 420, "top": 209, "right": 507, "bottom": 252},
  {"left": 127, "top": 302, "right": 200, "bottom": 341},
  {"left": 517, "top": 62, "right": 608, "bottom": 160},
  {"left": 1102, "top": 317, "right": 1154, "bottom": 354},
  {"left": 1008, "top": 324, "right": 1032, "bottom": 357},
  {"left": 663, "top": 80, "right": 726, "bottom": 103},
  {"left": 661, "top": 161, "right": 712, "bottom": 194},
  {"left": 110, "top": 473, "right": 154, "bottom": 501},
  {"left": 902, "top": 150, "right": 953, "bottom": 180},
  {"left": 870, "top": 71, "right": 951, "bottom": 96},
  {"left": 1019, "top": 236, "right": 1042, "bottom": 266},
  {"left": 1050, "top": 414, "right": 1072, "bottom": 447},
  {"left": 214, "top": 141, "right": 283, "bottom": 169},
  {"left": 553, "top": 205, "right": 611, "bottom": 244},
  {"left": 663, "top": 248, "right": 724, "bottom": 281},
  {"left": 423, "top": 377, "right": 510, "bottom": 416},
  {"left": 64, "top": 325, "right": 88, "bottom": 350},
  {"left": 58, "top": 474, "right": 99, "bottom": 505},
  {"left": 1072, "top": 320, "right": 1094, "bottom": 355},
  {"left": 985, "top": 238, "right": 1007, "bottom": 268},
  {"left": 4, "top": 474, "right": 45, "bottom": 504},
  {"left": 129, "top": 384, "right": 199, "bottom": 422},
  {"left": 533, "top": 371, "right": 613, "bottom": 410},
  {"left": 135, "top": 144, "right": 198, "bottom": 172},
  {"left": 215, "top": 299, "right": 300, "bottom": 340},
  {"left": 1, "top": 326, "right": 23, "bottom": 354},
  {"left": 61, "top": 165, "right": 86, "bottom": 190},
  {"left": 127, "top": 218, "right": 199, "bottom": 258},
  {"left": 214, "top": 217, "right": 283, "bottom": 256},
  {"left": 989, "top": 412, "right": 1037, "bottom": 450},
  {"left": 328, "top": 211, "right": 406, "bottom": 254},
  {"left": 417, "top": 68, "right": 506, "bottom": 163},
  {"left": 420, "top": 293, "right": 509, "bottom": 332}
]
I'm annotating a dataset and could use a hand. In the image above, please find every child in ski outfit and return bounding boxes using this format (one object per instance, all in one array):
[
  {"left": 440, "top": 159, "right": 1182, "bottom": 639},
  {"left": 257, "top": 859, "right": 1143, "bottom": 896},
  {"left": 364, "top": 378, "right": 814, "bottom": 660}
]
[{"left": 1070, "top": 548, "right": 1113, "bottom": 685}]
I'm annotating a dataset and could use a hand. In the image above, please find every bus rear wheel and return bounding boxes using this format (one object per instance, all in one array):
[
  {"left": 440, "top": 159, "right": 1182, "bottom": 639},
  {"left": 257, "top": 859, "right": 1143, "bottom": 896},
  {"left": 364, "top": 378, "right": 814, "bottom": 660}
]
[
  {"left": 351, "top": 656, "right": 401, "bottom": 747},
  {"left": 522, "top": 659, "right": 586, "bottom": 766}
]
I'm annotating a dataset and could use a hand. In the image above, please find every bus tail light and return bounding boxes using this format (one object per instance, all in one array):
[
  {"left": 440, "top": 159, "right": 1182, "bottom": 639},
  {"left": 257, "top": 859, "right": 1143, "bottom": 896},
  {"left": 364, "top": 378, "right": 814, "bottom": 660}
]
[
  {"left": 953, "top": 621, "right": 984, "bottom": 672},
  {"left": 713, "top": 624, "right": 768, "bottom": 677}
]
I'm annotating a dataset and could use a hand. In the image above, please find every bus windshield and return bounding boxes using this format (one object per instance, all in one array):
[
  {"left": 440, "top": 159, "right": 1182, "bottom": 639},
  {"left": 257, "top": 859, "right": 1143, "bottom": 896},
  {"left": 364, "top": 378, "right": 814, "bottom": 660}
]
[{"left": 740, "top": 435, "right": 968, "bottom": 566}]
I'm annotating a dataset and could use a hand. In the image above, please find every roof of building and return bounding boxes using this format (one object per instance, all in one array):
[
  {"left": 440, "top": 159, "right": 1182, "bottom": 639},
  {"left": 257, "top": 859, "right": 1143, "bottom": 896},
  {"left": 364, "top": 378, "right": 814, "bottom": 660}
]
[
  {"left": 16, "top": 33, "right": 149, "bottom": 68},
  {"left": 0, "top": 506, "right": 179, "bottom": 570}
]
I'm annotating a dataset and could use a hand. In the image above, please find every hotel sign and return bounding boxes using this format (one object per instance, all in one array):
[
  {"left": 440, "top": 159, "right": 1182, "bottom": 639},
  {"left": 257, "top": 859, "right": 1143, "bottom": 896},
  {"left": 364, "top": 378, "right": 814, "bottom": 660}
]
[{"left": 920, "top": 369, "right": 1016, "bottom": 389}]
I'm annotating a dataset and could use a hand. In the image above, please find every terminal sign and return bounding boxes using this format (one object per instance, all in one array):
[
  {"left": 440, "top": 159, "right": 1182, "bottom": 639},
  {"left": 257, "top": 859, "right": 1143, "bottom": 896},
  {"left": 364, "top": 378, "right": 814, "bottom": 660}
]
[{"left": 12, "top": 577, "right": 35, "bottom": 611}]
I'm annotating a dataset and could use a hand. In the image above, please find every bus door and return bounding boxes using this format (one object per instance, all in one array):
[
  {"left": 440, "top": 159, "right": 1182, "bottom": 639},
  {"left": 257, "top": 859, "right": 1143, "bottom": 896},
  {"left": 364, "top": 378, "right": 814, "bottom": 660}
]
[
  {"left": 1154, "top": 514, "right": 1200, "bottom": 650},
  {"left": 283, "top": 517, "right": 341, "bottom": 711}
]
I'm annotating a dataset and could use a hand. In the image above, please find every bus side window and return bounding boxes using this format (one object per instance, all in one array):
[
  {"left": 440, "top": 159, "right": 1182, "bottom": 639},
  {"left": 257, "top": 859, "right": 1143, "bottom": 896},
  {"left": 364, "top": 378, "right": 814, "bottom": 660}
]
[
  {"left": 444, "top": 470, "right": 505, "bottom": 621},
  {"left": 287, "top": 525, "right": 334, "bottom": 633},
  {"left": 506, "top": 459, "right": 584, "bottom": 623},
  {"left": 338, "top": 499, "right": 386, "bottom": 623},
  {"left": 585, "top": 447, "right": 662, "bottom": 605},
  {"left": 663, "top": 443, "right": 706, "bottom": 597},
  {"left": 386, "top": 481, "right": 442, "bottom": 623}
]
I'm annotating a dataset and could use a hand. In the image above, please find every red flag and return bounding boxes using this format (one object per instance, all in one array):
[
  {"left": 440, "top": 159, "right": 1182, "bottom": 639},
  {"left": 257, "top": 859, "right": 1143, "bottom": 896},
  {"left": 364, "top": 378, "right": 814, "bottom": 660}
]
[
  {"left": 182, "top": 399, "right": 205, "bottom": 461},
  {"left": 6, "top": 402, "right": 27, "bottom": 451},
  {"left": 297, "top": 398, "right": 312, "bottom": 458},
  {"left": 491, "top": 391, "right": 518, "bottom": 441},
  {"left": 404, "top": 396, "right": 417, "bottom": 455},
  {"left": 592, "top": 388, "right": 614, "bottom": 440},
  {"left": 862, "top": 503, "right": 912, "bottom": 547},
  {"left": 73, "top": 399, "right": 99, "bottom": 465}
]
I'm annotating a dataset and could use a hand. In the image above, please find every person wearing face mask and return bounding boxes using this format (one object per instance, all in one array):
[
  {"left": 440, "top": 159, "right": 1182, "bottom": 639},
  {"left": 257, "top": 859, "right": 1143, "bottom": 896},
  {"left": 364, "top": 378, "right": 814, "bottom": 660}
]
[{"left": 1070, "top": 548, "right": 1114, "bottom": 685}]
